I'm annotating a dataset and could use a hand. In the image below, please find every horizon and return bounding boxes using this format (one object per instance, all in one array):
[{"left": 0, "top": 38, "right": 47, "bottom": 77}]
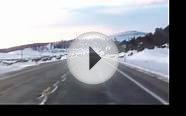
[
  {"left": 0, "top": 0, "right": 169, "bottom": 49},
  {"left": 0, "top": 25, "right": 168, "bottom": 50}
]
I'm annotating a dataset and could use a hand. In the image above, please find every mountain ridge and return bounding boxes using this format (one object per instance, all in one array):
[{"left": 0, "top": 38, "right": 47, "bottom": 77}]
[{"left": 0, "top": 26, "right": 168, "bottom": 53}]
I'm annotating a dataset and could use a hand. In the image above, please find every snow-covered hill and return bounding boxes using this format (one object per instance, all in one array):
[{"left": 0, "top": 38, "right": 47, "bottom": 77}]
[{"left": 110, "top": 31, "right": 146, "bottom": 42}]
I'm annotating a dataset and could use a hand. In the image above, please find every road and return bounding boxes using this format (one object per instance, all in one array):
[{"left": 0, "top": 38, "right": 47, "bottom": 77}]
[{"left": 0, "top": 60, "right": 169, "bottom": 105}]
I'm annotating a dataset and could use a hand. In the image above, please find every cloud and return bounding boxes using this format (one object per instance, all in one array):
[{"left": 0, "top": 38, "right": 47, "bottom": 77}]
[
  {"left": 93, "top": 0, "right": 168, "bottom": 15},
  {"left": 0, "top": 0, "right": 168, "bottom": 28},
  {"left": 57, "top": 0, "right": 168, "bottom": 9},
  {"left": 64, "top": 0, "right": 168, "bottom": 16},
  {"left": 0, "top": 0, "right": 70, "bottom": 27}
]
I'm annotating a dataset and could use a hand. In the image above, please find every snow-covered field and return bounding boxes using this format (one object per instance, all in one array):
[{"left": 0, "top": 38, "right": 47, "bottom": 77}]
[
  {"left": 0, "top": 48, "right": 67, "bottom": 60},
  {"left": 0, "top": 48, "right": 67, "bottom": 76},
  {"left": 0, "top": 61, "right": 38, "bottom": 75},
  {"left": 117, "top": 47, "right": 169, "bottom": 79}
]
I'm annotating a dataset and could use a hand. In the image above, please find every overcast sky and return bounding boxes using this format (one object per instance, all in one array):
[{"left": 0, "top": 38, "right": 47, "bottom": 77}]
[{"left": 0, "top": 0, "right": 169, "bottom": 49}]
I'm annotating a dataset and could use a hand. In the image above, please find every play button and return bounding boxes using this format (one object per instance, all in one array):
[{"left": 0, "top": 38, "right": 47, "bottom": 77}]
[
  {"left": 89, "top": 47, "right": 101, "bottom": 70},
  {"left": 67, "top": 32, "right": 119, "bottom": 84}
]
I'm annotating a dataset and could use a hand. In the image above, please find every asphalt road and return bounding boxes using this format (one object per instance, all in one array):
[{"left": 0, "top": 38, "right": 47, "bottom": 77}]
[{"left": 0, "top": 60, "right": 169, "bottom": 105}]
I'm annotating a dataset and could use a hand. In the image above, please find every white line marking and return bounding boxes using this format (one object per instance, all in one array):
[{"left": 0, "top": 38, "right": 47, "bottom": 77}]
[
  {"left": 37, "top": 94, "right": 44, "bottom": 99},
  {"left": 61, "top": 74, "right": 67, "bottom": 79},
  {"left": 60, "top": 73, "right": 67, "bottom": 82},
  {"left": 40, "top": 96, "right": 47, "bottom": 105},
  {"left": 61, "top": 77, "right": 66, "bottom": 82},
  {"left": 53, "top": 81, "right": 60, "bottom": 87},
  {"left": 50, "top": 86, "right": 58, "bottom": 94},
  {"left": 104, "top": 60, "right": 169, "bottom": 105},
  {"left": 38, "top": 73, "right": 67, "bottom": 105}
]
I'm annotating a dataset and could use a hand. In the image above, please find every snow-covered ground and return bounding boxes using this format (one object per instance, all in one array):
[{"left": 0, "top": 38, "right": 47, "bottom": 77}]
[
  {"left": 0, "top": 48, "right": 67, "bottom": 76},
  {"left": 0, "top": 48, "right": 67, "bottom": 60},
  {"left": 117, "top": 47, "right": 169, "bottom": 79},
  {"left": 0, "top": 57, "right": 67, "bottom": 76},
  {"left": 0, "top": 61, "right": 38, "bottom": 76}
]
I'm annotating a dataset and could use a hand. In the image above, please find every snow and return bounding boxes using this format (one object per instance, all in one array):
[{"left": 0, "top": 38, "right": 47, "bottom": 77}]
[
  {"left": 0, "top": 48, "right": 67, "bottom": 60},
  {"left": 0, "top": 55, "right": 68, "bottom": 77},
  {"left": 118, "top": 47, "right": 169, "bottom": 79},
  {"left": 0, "top": 48, "right": 67, "bottom": 76},
  {"left": 0, "top": 48, "right": 39, "bottom": 59},
  {"left": 0, "top": 61, "right": 38, "bottom": 76},
  {"left": 104, "top": 47, "right": 169, "bottom": 81},
  {"left": 110, "top": 31, "right": 146, "bottom": 42}
]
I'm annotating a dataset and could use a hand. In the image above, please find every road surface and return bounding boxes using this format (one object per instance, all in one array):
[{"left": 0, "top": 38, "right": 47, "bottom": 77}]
[{"left": 0, "top": 60, "right": 169, "bottom": 105}]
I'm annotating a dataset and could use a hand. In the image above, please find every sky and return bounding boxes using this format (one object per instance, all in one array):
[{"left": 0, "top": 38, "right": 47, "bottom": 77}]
[{"left": 0, "top": 0, "right": 169, "bottom": 49}]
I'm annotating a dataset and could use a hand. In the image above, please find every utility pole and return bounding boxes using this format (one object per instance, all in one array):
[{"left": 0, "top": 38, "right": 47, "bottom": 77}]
[
  {"left": 21, "top": 49, "right": 23, "bottom": 60},
  {"left": 123, "top": 54, "right": 126, "bottom": 62},
  {"left": 122, "top": 45, "right": 126, "bottom": 62}
]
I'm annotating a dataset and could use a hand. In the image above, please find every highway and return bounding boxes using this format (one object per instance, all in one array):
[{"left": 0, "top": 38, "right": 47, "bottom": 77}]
[{"left": 0, "top": 60, "right": 169, "bottom": 105}]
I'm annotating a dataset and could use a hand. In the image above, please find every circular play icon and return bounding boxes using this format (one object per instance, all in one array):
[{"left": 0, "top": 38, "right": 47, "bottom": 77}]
[{"left": 67, "top": 32, "right": 119, "bottom": 84}]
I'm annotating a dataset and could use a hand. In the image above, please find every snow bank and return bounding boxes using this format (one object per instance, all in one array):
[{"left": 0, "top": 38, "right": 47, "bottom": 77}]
[
  {"left": 0, "top": 48, "right": 67, "bottom": 60},
  {"left": 0, "top": 49, "right": 67, "bottom": 76},
  {"left": 0, "top": 61, "right": 38, "bottom": 76},
  {"left": 0, "top": 56, "right": 67, "bottom": 76},
  {"left": 118, "top": 47, "right": 169, "bottom": 79}
]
